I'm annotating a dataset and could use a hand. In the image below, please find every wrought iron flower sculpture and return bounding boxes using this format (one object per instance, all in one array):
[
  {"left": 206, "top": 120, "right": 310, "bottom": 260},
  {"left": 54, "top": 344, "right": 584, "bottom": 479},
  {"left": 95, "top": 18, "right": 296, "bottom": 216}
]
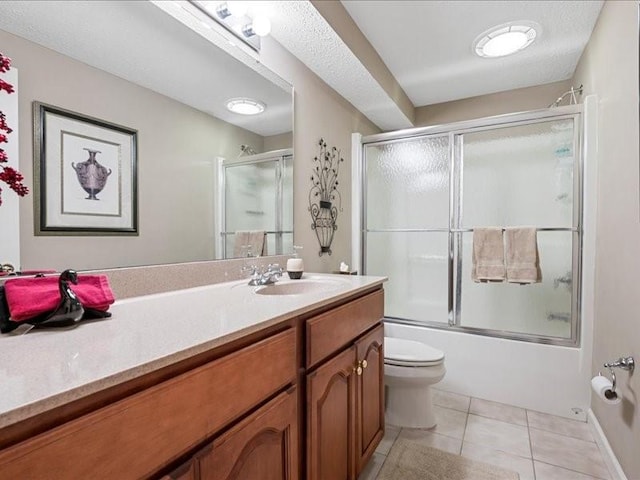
[
  {"left": 309, "top": 138, "right": 343, "bottom": 256},
  {"left": 0, "top": 52, "right": 28, "bottom": 206}
]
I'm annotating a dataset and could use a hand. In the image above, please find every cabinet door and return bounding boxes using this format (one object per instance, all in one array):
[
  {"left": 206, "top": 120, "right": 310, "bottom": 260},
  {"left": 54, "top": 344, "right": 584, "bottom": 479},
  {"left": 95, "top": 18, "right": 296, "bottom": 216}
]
[
  {"left": 197, "top": 387, "right": 298, "bottom": 480},
  {"left": 306, "top": 346, "right": 357, "bottom": 480},
  {"left": 355, "top": 324, "right": 385, "bottom": 474}
]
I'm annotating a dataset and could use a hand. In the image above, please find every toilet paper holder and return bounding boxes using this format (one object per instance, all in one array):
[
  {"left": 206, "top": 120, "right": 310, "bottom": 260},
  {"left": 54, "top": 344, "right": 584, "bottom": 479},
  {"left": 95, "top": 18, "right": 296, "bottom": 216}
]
[{"left": 600, "top": 356, "right": 635, "bottom": 394}]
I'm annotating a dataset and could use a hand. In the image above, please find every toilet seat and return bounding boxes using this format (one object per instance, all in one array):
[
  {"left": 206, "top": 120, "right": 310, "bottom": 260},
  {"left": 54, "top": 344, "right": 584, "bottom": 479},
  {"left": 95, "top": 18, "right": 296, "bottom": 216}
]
[{"left": 384, "top": 337, "right": 444, "bottom": 367}]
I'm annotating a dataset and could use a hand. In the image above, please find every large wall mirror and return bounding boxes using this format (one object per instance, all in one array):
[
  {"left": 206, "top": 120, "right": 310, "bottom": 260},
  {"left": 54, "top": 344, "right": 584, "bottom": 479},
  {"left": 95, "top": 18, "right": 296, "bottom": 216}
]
[{"left": 0, "top": 1, "right": 293, "bottom": 272}]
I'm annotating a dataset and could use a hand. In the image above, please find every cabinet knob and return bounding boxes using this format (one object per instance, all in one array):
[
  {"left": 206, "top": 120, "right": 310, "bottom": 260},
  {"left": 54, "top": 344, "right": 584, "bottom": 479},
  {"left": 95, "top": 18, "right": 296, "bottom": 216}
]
[
  {"left": 361, "top": 360, "right": 368, "bottom": 369},
  {"left": 355, "top": 364, "right": 363, "bottom": 376}
]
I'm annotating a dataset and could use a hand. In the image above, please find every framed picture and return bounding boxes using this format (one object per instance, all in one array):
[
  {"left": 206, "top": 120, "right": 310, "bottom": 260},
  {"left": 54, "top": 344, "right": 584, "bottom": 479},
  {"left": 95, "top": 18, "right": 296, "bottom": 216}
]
[{"left": 34, "top": 102, "right": 138, "bottom": 235}]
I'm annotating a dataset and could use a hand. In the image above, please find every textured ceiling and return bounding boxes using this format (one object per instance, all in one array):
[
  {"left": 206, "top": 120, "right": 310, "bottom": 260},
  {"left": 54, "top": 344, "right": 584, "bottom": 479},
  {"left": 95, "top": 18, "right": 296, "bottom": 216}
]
[
  {"left": 341, "top": 0, "right": 604, "bottom": 107},
  {"left": 0, "top": 1, "right": 292, "bottom": 137},
  {"left": 266, "top": 1, "right": 413, "bottom": 130}
]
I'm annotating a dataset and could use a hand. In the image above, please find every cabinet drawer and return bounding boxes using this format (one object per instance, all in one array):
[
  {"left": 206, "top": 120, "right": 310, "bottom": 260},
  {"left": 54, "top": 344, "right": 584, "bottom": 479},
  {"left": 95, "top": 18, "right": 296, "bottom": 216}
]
[
  {"left": 306, "top": 289, "right": 383, "bottom": 369},
  {"left": 0, "top": 328, "right": 297, "bottom": 480}
]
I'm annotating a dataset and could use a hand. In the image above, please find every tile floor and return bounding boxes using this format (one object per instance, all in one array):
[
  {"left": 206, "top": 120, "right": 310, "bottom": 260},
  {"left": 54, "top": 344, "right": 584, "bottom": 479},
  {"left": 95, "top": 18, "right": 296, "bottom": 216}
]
[{"left": 358, "top": 389, "right": 612, "bottom": 480}]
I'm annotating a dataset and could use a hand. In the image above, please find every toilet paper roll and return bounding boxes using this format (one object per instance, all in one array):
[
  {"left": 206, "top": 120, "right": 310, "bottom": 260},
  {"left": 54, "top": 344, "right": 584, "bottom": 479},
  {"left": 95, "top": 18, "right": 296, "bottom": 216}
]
[{"left": 591, "top": 375, "right": 622, "bottom": 405}]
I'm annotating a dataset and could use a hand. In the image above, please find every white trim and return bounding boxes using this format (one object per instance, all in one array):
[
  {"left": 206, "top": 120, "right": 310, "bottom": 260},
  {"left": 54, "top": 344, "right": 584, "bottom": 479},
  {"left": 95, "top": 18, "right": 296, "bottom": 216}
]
[
  {"left": 351, "top": 132, "right": 363, "bottom": 273},
  {"left": 588, "top": 409, "right": 628, "bottom": 480},
  {"left": 0, "top": 68, "right": 20, "bottom": 269},
  {"left": 214, "top": 157, "right": 224, "bottom": 260}
]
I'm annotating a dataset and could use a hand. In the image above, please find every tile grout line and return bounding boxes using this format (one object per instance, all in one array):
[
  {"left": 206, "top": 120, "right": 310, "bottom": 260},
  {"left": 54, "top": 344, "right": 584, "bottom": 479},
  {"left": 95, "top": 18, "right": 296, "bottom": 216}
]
[
  {"left": 534, "top": 460, "right": 609, "bottom": 480},
  {"left": 459, "top": 397, "right": 472, "bottom": 455},
  {"left": 526, "top": 409, "right": 538, "bottom": 480}
]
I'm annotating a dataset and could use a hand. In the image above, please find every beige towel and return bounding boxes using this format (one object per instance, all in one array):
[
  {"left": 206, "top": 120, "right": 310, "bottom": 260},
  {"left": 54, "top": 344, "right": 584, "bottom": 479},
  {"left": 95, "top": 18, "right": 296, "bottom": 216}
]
[
  {"left": 233, "top": 230, "right": 266, "bottom": 257},
  {"left": 472, "top": 228, "right": 505, "bottom": 282},
  {"left": 504, "top": 227, "right": 541, "bottom": 284}
]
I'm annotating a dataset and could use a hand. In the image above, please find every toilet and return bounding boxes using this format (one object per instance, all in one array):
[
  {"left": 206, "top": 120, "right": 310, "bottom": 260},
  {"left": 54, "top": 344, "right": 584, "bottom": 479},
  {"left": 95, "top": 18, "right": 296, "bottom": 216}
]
[{"left": 384, "top": 337, "right": 446, "bottom": 429}]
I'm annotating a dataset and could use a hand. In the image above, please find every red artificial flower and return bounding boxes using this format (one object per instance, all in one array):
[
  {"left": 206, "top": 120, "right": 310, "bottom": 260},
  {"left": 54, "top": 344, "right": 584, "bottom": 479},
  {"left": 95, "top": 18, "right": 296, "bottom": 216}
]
[
  {"left": 0, "top": 113, "right": 12, "bottom": 134},
  {"left": 0, "top": 50, "right": 28, "bottom": 205},
  {"left": 0, "top": 166, "right": 29, "bottom": 197},
  {"left": 0, "top": 79, "right": 14, "bottom": 95},
  {"left": 0, "top": 53, "right": 10, "bottom": 73}
]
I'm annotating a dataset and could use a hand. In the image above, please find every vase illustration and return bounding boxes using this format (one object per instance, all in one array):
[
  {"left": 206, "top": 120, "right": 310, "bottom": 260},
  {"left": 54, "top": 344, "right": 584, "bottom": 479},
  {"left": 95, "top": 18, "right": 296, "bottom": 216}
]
[{"left": 72, "top": 148, "right": 112, "bottom": 200}]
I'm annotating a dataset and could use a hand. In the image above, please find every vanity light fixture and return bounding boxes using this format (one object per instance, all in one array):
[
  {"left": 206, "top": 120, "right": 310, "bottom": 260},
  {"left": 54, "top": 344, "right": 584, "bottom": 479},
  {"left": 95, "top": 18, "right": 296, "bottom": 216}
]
[
  {"left": 190, "top": 1, "right": 271, "bottom": 51},
  {"left": 226, "top": 97, "right": 266, "bottom": 115},
  {"left": 242, "top": 15, "right": 271, "bottom": 38},
  {"left": 474, "top": 23, "right": 537, "bottom": 58},
  {"left": 215, "top": 1, "right": 248, "bottom": 20}
]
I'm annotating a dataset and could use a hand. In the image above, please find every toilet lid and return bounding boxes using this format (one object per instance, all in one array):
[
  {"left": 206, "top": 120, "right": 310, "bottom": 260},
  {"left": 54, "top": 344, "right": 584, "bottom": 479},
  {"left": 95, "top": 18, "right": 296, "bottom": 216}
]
[{"left": 384, "top": 337, "right": 444, "bottom": 367}]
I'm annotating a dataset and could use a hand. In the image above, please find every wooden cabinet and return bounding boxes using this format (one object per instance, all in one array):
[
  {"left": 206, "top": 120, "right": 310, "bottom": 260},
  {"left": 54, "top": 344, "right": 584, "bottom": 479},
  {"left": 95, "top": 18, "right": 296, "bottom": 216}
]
[
  {"left": 355, "top": 325, "right": 384, "bottom": 473},
  {"left": 197, "top": 387, "right": 298, "bottom": 480},
  {"left": 306, "top": 291, "right": 385, "bottom": 480},
  {"left": 0, "top": 285, "right": 385, "bottom": 480},
  {"left": 163, "top": 461, "right": 198, "bottom": 480},
  {"left": 307, "top": 347, "right": 357, "bottom": 480},
  {"left": 0, "top": 329, "right": 297, "bottom": 480}
]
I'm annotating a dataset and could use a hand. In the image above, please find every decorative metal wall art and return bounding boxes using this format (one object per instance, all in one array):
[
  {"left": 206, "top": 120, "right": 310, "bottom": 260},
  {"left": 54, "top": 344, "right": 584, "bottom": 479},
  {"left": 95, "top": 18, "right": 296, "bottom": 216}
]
[{"left": 309, "top": 138, "right": 343, "bottom": 256}]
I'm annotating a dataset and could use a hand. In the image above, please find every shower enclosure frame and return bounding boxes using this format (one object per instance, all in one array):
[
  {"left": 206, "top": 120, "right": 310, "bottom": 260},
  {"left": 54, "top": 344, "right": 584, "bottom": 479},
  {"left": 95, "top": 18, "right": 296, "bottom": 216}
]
[
  {"left": 357, "top": 105, "right": 583, "bottom": 347},
  {"left": 215, "top": 148, "right": 293, "bottom": 259}
]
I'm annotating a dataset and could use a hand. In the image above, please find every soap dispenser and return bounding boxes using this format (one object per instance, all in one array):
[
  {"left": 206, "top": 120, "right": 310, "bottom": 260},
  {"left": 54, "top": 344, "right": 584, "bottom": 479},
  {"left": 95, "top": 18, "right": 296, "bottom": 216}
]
[{"left": 287, "top": 246, "right": 304, "bottom": 279}]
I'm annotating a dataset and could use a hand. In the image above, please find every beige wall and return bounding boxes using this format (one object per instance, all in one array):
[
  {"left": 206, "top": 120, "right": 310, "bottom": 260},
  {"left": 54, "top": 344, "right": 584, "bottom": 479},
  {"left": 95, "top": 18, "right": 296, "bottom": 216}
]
[
  {"left": 264, "top": 131, "right": 293, "bottom": 152},
  {"left": 2, "top": 30, "right": 265, "bottom": 271},
  {"left": 414, "top": 80, "right": 573, "bottom": 126},
  {"left": 260, "top": 38, "right": 380, "bottom": 273},
  {"left": 572, "top": 1, "right": 640, "bottom": 477}
]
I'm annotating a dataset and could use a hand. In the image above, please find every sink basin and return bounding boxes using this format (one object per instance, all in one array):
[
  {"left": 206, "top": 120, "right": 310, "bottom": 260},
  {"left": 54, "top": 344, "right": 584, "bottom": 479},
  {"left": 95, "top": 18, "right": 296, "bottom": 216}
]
[{"left": 254, "top": 279, "right": 344, "bottom": 296}]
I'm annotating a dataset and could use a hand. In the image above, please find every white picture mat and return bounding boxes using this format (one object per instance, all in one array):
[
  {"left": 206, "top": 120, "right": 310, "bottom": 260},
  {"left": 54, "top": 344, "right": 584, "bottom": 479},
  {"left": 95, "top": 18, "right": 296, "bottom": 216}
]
[
  {"left": 43, "top": 111, "right": 134, "bottom": 230},
  {"left": 61, "top": 132, "right": 121, "bottom": 216}
]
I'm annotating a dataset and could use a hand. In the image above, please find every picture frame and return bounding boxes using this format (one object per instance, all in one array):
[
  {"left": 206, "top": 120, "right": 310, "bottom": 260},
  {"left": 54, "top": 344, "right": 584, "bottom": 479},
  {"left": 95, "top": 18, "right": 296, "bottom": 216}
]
[{"left": 34, "top": 102, "right": 138, "bottom": 235}]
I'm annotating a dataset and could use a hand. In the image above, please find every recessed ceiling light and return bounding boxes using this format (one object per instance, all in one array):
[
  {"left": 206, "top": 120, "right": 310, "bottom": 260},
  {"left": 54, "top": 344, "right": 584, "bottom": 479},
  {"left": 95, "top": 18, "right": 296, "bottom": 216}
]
[
  {"left": 474, "top": 23, "right": 537, "bottom": 58},
  {"left": 226, "top": 97, "right": 266, "bottom": 115}
]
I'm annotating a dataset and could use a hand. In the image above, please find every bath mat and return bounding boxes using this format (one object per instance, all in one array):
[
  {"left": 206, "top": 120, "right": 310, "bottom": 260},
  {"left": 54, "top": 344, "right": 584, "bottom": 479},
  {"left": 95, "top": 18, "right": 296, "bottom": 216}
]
[{"left": 377, "top": 438, "right": 520, "bottom": 480}]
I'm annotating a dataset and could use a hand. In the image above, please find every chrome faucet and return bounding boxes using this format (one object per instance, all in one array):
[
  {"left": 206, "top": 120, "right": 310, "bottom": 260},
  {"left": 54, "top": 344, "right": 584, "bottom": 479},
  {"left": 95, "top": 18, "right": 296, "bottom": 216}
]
[{"left": 245, "top": 264, "right": 284, "bottom": 286}]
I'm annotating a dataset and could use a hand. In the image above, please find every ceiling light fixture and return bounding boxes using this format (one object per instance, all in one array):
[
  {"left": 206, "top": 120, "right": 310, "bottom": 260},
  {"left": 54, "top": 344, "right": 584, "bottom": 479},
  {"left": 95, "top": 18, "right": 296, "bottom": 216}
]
[
  {"left": 474, "top": 23, "right": 537, "bottom": 58},
  {"left": 226, "top": 97, "right": 266, "bottom": 115}
]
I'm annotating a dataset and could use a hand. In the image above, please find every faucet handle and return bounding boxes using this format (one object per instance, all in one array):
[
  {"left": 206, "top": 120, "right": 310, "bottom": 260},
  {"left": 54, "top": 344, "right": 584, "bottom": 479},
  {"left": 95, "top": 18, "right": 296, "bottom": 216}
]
[
  {"left": 241, "top": 264, "right": 260, "bottom": 276},
  {"left": 267, "top": 264, "right": 283, "bottom": 276}
]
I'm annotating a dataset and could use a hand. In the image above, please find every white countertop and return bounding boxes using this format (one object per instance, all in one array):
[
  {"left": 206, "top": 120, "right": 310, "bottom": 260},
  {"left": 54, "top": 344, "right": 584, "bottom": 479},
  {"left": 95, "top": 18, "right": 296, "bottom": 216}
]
[{"left": 0, "top": 274, "right": 385, "bottom": 429}]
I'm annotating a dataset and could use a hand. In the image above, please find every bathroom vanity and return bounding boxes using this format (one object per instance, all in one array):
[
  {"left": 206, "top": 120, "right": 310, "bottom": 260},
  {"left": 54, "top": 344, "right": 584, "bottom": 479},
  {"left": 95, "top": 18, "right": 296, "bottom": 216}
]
[{"left": 0, "top": 274, "right": 385, "bottom": 480}]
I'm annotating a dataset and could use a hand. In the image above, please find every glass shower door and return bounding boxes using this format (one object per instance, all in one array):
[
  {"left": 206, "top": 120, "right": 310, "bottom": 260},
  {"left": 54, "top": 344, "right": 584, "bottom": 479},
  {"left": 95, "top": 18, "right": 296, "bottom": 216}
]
[
  {"left": 221, "top": 153, "right": 293, "bottom": 258},
  {"left": 364, "top": 135, "right": 451, "bottom": 325},
  {"left": 455, "top": 118, "right": 579, "bottom": 340}
]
